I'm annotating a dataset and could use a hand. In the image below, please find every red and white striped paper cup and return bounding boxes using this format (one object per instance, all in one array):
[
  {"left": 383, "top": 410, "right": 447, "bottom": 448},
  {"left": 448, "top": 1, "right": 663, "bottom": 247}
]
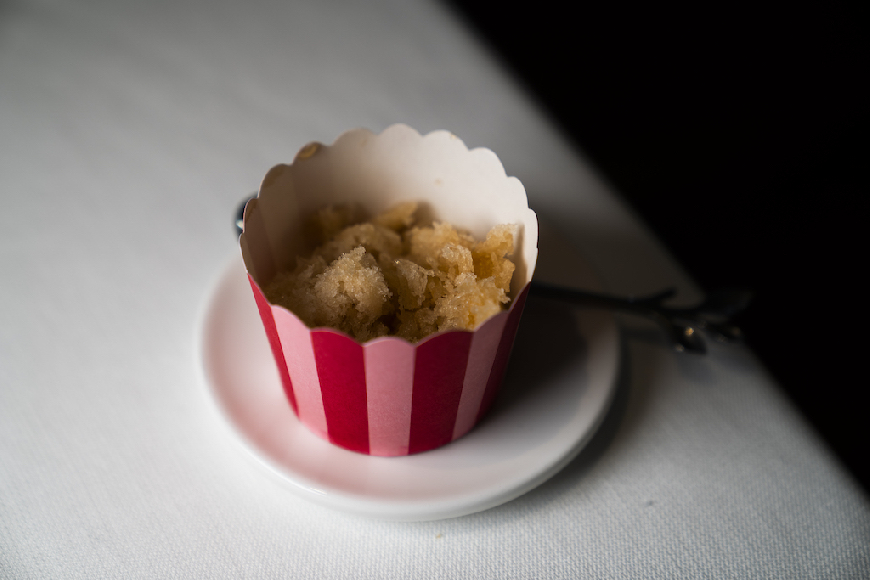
[{"left": 240, "top": 124, "right": 538, "bottom": 456}]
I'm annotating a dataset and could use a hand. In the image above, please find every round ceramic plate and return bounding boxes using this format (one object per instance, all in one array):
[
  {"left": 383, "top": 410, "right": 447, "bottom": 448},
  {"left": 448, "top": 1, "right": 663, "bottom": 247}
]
[{"left": 200, "top": 229, "right": 619, "bottom": 521}]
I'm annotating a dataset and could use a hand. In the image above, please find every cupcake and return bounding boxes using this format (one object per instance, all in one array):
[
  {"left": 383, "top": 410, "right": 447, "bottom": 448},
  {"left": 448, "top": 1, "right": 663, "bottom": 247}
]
[{"left": 239, "top": 124, "right": 538, "bottom": 456}]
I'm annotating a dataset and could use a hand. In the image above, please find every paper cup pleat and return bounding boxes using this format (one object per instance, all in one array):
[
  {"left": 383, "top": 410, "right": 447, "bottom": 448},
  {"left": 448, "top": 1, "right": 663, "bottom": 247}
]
[
  {"left": 452, "top": 308, "right": 510, "bottom": 441},
  {"left": 474, "top": 285, "right": 529, "bottom": 426},
  {"left": 311, "top": 331, "right": 369, "bottom": 454},
  {"left": 249, "top": 277, "right": 297, "bottom": 414},
  {"left": 267, "top": 292, "right": 328, "bottom": 439},
  {"left": 364, "top": 340, "right": 415, "bottom": 456},
  {"left": 407, "top": 331, "right": 474, "bottom": 455}
]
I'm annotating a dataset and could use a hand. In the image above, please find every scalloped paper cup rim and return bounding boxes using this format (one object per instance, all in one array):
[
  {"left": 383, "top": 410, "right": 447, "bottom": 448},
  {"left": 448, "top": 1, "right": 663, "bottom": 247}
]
[{"left": 239, "top": 124, "right": 538, "bottom": 456}]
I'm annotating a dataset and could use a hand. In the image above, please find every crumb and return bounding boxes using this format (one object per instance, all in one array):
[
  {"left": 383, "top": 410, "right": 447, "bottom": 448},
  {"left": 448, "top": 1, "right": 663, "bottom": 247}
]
[{"left": 264, "top": 202, "right": 516, "bottom": 342}]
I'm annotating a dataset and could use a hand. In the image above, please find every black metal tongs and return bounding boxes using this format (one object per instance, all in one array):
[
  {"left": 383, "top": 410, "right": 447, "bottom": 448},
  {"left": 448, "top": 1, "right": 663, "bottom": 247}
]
[
  {"left": 529, "top": 283, "right": 750, "bottom": 354},
  {"left": 235, "top": 198, "right": 751, "bottom": 354}
]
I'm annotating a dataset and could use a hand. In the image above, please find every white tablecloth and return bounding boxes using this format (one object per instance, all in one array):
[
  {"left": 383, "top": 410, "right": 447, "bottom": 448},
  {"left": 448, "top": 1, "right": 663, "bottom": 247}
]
[{"left": 2, "top": 0, "right": 868, "bottom": 577}]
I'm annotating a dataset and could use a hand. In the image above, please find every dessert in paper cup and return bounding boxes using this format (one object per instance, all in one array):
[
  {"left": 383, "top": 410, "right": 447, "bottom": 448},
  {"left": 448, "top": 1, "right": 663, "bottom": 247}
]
[{"left": 239, "top": 124, "right": 538, "bottom": 456}]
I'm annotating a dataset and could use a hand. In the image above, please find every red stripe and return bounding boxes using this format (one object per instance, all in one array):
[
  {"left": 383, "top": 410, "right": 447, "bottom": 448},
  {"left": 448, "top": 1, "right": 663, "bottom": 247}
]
[
  {"left": 408, "top": 331, "right": 473, "bottom": 454},
  {"left": 249, "top": 276, "right": 298, "bottom": 414},
  {"left": 475, "top": 285, "right": 529, "bottom": 423},
  {"left": 311, "top": 331, "right": 369, "bottom": 454}
]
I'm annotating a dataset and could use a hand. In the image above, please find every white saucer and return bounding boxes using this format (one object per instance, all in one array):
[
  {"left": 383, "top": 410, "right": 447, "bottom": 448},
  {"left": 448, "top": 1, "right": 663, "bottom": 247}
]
[{"left": 200, "top": 234, "right": 619, "bottom": 521}]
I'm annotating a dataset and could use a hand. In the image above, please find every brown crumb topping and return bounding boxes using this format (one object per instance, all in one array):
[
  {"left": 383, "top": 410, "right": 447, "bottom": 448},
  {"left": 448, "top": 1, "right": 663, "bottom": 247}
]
[{"left": 263, "top": 201, "right": 516, "bottom": 342}]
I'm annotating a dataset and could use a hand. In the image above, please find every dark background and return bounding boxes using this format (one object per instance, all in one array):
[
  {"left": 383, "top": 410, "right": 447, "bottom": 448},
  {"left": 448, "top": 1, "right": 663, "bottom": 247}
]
[{"left": 445, "top": 1, "right": 867, "bottom": 492}]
